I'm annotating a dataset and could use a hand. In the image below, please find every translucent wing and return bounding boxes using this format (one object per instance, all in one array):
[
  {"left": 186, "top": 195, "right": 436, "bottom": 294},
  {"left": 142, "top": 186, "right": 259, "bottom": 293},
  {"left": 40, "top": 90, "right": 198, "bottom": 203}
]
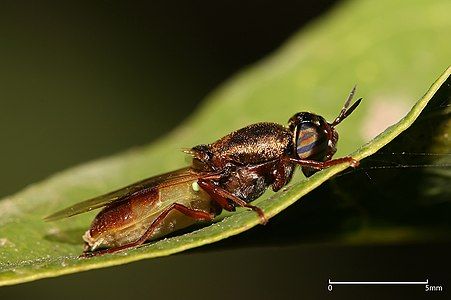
[{"left": 44, "top": 167, "right": 204, "bottom": 221}]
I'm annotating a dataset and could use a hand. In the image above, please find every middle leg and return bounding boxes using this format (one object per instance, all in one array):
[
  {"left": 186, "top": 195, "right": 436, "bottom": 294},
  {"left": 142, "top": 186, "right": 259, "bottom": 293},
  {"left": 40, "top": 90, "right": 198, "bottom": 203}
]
[{"left": 197, "top": 178, "right": 268, "bottom": 225}]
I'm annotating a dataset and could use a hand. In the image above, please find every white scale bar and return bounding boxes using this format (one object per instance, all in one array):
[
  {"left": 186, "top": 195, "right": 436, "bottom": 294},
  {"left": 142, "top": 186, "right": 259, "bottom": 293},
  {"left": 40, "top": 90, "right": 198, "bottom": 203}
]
[{"left": 329, "top": 279, "right": 428, "bottom": 285}]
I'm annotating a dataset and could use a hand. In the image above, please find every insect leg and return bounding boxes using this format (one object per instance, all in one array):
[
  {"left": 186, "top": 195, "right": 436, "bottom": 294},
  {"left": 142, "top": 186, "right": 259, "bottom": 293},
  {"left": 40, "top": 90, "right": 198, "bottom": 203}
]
[
  {"left": 287, "top": 156, "right": 359, "bottom": 170},
  {"left": 271, "top": 160, "right": 295, "bottom": 192},
  {"left": 81, "top": 203, "right": 214, "bottom": 257},
  {"left": 197, "top": 179, "right": 268, "bottom": 225}
]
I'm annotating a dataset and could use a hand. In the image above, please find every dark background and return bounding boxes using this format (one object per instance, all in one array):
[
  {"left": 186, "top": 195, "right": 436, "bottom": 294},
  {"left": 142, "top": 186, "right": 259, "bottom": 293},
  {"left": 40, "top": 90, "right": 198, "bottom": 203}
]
[
  {"left": 0, "top": 0, "right": 335, "bottom": 198},
  {"left": 0, "top": 1, "right": 449, "bottom": 299}
]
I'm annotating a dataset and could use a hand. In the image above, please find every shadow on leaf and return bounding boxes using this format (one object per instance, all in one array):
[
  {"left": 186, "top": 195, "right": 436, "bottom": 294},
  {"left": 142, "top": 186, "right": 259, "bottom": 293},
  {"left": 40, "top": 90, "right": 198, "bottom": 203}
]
[{"left": 44, "top": 228, "right": 86, "bottom": 246}]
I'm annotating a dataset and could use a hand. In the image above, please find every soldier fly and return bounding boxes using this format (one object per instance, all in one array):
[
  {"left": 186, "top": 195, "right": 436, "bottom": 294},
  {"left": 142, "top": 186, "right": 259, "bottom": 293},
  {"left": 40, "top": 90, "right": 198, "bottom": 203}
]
[{"left": 45, "top": 87, "right": 362, "bottom": 257}]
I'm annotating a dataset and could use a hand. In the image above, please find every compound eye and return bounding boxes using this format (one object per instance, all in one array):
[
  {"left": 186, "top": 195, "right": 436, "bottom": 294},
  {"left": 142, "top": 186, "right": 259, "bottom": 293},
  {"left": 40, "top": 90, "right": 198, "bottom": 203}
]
[{"left": 295, "top": 122, "right": 329, "bottom": 160}]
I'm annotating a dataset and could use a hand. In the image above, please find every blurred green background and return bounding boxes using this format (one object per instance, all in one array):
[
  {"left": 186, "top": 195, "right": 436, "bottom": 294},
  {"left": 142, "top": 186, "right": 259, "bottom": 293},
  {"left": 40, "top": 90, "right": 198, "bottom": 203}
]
[{"left": 0, "top": 0, "right": 449, "bottom": 299}]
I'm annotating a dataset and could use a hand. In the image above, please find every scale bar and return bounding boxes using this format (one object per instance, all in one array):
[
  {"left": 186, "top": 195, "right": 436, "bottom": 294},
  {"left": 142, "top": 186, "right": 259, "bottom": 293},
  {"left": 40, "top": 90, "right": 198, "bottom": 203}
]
[{"left": 329, "top": 279, "right": 428, "bottom": 285}]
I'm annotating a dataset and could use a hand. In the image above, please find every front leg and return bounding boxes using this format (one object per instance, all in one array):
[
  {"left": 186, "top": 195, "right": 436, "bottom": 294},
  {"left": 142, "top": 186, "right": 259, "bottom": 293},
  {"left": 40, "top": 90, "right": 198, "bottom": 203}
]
[
  {"left": 272, "top": 160, "right": 295, "bottom": 192},
  {"left": 288, "top": 156, "right": 359, "bottom": 170},
  {"left": 287, "top": 156, "right": 359, "bottom": 178}
]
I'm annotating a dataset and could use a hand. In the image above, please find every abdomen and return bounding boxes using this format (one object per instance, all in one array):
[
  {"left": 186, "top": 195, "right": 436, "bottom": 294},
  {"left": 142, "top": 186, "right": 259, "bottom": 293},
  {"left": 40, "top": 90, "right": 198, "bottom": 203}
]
[{"left": 83, "top": 180, "right": 213, "bottom": 250}]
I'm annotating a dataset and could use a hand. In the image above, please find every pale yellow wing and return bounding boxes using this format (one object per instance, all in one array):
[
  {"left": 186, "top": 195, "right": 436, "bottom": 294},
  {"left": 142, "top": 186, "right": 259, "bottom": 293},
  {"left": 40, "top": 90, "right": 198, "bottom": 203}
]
[{"left": 44, "top": 167, "right": 204, "bottom": 221}]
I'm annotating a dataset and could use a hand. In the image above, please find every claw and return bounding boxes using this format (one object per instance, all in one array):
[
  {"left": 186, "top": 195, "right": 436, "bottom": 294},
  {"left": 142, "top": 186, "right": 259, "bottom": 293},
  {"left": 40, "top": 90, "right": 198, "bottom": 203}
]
[{"left": 349, "top": 158, "right": 360, "bottom": 168}]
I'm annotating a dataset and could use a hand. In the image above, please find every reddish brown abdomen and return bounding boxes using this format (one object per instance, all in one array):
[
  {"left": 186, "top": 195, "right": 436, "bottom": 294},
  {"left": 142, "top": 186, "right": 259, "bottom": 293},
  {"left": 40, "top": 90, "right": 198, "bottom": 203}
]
[
  {"left": 83, "top": 179, "right": 214, "bottom": 251},
  {"left": 84, "top": 189, "right": 159, "bottom": 250}
]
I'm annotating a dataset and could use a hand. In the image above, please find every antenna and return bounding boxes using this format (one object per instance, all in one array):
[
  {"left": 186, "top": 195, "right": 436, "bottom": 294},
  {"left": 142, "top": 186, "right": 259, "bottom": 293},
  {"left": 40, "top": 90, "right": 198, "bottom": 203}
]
[{"left": 331, "top": 85, "right": 362, "bottom": 127}]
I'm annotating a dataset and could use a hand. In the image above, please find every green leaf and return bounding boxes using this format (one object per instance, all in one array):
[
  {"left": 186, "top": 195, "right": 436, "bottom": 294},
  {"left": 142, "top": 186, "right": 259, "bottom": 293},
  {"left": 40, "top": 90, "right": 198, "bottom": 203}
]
[
  {"left": 1, "top": 0, "right": 450, "bottom": 286},
  {"left": 327, "top": 79, "right": 451, "bottom": 244},
  {"left": 251, "top": 71, "right": 450, "bottom": 247}
]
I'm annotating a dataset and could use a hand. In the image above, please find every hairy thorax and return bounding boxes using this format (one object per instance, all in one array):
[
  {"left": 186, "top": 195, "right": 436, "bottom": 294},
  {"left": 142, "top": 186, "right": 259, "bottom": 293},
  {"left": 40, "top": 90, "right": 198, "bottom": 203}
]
[{"left": 209, "top": 122, "right": 293, "bottom": 165}]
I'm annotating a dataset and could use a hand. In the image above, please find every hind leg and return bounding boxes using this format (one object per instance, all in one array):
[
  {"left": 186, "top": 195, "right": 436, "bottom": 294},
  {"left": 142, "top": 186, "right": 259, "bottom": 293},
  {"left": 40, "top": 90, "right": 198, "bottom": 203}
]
[{"left": 81, "top": 203, "right": 214, "bottom": 257}]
